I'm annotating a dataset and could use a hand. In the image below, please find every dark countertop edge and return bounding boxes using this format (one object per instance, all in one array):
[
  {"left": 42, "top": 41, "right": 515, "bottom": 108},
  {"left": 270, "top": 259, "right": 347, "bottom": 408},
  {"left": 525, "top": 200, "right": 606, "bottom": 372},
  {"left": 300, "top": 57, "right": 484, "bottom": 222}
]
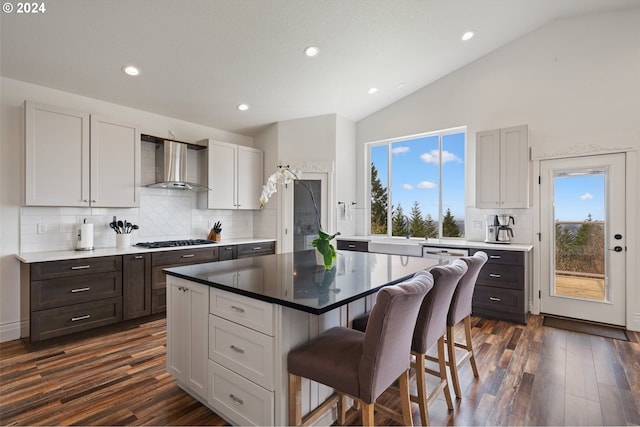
[
  {"left": 165, "top": 269, "right": 415, "bottom": 315},
  {"left": 16, "top": 237, "right": 276, "bottom": 263}
]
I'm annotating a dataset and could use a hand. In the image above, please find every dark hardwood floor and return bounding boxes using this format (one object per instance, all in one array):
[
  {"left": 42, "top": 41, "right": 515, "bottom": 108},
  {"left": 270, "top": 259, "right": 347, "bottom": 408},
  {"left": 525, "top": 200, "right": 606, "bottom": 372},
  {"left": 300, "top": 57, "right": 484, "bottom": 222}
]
[{"left": 1, "top": 315, "right": 638, "bottom": 426}]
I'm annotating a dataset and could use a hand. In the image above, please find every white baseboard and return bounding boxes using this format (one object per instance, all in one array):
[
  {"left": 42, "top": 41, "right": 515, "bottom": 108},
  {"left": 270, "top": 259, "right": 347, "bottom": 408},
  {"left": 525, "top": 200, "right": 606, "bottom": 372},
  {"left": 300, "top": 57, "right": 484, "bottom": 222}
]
[
  {"left": 0, "top": 319, "right": 23, "bottom": 343},
  {"left": 629, "top": 313, "right": 640, "bottom": 332}
]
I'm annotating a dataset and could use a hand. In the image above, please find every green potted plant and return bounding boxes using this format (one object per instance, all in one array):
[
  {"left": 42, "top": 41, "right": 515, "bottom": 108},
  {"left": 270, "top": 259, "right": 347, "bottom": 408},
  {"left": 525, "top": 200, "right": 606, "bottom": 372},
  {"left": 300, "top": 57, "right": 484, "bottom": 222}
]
[
  {"left": 260, "top": 165, "right": 340, "bottom": 269},
  {"left": 312, "top": 230, "right": 341, "bottom": 269}
]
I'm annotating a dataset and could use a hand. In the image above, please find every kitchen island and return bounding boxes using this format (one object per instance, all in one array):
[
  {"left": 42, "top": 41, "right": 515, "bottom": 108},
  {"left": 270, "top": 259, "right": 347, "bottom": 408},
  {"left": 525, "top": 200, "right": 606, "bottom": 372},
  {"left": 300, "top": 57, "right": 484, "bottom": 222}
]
[{"left": 164, "top": 249, "right": 440, "bottom": 426}]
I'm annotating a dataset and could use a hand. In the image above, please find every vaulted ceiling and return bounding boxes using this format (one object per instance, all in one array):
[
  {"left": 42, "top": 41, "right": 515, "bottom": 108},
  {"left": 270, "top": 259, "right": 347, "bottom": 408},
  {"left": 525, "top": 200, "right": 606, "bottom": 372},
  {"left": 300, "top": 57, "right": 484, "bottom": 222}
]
[{"left": 2, "top": 0, "right": 637, "bottom": 136}]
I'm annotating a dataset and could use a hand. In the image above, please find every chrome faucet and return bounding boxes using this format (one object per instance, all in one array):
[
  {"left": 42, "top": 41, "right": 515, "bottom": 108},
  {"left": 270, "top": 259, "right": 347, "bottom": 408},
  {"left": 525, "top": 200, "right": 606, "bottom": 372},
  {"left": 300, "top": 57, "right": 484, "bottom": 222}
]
[{"left": 403, "top": 215, "right": 411, "bottom": 239}]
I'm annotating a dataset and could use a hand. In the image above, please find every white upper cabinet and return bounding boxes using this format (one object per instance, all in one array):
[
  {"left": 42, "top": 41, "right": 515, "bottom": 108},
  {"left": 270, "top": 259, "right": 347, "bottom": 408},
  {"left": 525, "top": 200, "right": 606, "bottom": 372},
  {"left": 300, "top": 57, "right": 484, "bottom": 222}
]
[
  {"left": 475, "top": 125, "right": 529, "bottom": 209},
  {"left": 24, "top": 102, "right": 140, "bottom": 207},
  {"left": 90, "top": 115, "right": 140, "bottom": 207},
  {"left": 199, "top": 140, "right": 263, "bottom": 210}
]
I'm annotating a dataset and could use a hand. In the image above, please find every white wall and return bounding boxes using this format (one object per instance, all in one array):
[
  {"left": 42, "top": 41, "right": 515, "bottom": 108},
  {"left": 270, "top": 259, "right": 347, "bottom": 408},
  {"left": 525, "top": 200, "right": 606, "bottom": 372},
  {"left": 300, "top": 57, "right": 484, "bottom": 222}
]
[
  {"left": 356, "top": 9, "right": 640, "bottom": 329},
  {"left": 0, "top": 78, "right": 254, "bottom": 342}
]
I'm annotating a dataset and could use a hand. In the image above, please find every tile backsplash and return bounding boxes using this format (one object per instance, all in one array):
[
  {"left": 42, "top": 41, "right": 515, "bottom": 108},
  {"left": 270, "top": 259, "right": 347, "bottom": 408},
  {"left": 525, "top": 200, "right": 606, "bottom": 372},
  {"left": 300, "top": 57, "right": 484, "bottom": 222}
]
[{"left": 19, "top": 187, "right": 255, "bottom": 253}]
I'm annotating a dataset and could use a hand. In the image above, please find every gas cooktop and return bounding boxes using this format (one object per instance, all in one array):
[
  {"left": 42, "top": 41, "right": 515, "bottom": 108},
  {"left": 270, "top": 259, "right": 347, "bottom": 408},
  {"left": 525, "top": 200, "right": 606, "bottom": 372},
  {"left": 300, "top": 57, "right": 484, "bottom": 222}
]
[{"left": 135, "top": 239, "right": 217, "bottom": 249}]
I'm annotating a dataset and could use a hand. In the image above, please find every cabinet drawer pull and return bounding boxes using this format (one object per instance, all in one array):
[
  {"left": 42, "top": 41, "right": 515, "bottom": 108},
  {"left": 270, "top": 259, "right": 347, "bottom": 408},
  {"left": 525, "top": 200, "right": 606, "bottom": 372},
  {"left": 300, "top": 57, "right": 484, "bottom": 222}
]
[
  {"left": 70, "top": 265, "right": 91, "bottom": 270},
  {"left": 230, "top": 305, "right": 245, "bottom": 313},
  {"left": 181, "top": 254, "right": 195, "bottom": 258},
  {"left": 70, "top": 287, "right": 90, "bottom": 293},
  {"left": 489, "top": 273, "right": 502, "bottom": 278},
  {"left": 230, "top": 345, "right": 245, "bottom": 354},
  {"left": 229, "top": 394, "right": 244, "bottom": 405},
  {"left": 348, "top": 244, "right": 356, "bottom": 248},
  {"left": 252, "top": 246, "right": 262, "bottom": 250},
  {"left": 489, "top": 297, "right": 502, "bottom": 302},
  {"left": 71, "top": 314, "right": 91, "bottom": 322},
  {"left": 225, "top": 247, "right": 233, "bottom": 250},
  {"left": 490, "top": 255, "right": 501, "bottom": 259},
  {"left": 134, "top": 255, "right": 144, "bottom": 259}
]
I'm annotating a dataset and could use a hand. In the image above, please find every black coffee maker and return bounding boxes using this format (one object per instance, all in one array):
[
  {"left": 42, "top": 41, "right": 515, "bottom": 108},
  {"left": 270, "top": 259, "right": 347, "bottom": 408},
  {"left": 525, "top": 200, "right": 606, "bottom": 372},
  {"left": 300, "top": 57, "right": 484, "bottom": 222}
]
[{"left": 495, "top": 215, "right": 515, "bottom": 243}]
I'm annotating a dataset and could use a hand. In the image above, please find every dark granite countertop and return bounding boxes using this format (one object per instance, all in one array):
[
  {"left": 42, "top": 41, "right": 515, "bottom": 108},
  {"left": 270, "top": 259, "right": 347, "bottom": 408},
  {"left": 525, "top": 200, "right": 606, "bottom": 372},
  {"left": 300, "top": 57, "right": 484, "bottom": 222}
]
[{"left": 165, "top": 249, "right": 441, "bottom": 315}]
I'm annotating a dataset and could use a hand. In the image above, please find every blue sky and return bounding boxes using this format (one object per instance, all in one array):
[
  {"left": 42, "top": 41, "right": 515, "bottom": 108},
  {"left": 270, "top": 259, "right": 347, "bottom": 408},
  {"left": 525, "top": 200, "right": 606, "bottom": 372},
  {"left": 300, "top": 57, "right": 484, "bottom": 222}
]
[
  {"left": 554, "top": 174, "right": 605, "bottom": 222},
  {"left": 370, "top": 132, "right": 465, "bottom": 220}
]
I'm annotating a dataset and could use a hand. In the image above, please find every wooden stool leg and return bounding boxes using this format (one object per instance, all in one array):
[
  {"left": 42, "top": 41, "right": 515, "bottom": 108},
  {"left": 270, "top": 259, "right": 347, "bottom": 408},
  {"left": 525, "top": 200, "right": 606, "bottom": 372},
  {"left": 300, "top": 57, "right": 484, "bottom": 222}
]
[
  {"left": 447, "top": 325, "right": 462, "bottom": 399},
  {"left": 464, "top": 316, "right": 479, "bottom": 377},
  {"left": 361, "top": 402, "right": 375, "bottom": 426},
  {"left": 438, "top": 337, "right": 454, "bottom": 410},
  {"left": 399, "top": 370, "right": 414, "bottom": 426},
  {"left": 414, "top": 352, "right": 430, "bottom": 426},
  {"left": 289, "top": 373, "right": 302, "bottom": 426},
  {"left": 337, "top": 393, "right": 348, "bottom": 425}
]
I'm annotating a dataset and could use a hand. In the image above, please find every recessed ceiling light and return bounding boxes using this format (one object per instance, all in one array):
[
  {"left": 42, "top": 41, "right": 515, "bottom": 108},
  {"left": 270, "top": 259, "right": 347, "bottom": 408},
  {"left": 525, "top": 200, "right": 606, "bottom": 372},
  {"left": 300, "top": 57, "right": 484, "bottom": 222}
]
[
  {"left": 397, "top": 82, "right": 406, "bottom": 89},
  {"left": 304, "top": 46, "right": 320, "bottom": 57},
  {"left": 122, "top": 65, "right": 141, "bottom": 76},
  {"left": 368, "top": 87, "right": 378, "bottom": 95},
  {"left": 461, "top": 31, "right": 474, "bottom": 41},
  {"left": 237, "top": 103, "right": 249, "bottom": 111}
]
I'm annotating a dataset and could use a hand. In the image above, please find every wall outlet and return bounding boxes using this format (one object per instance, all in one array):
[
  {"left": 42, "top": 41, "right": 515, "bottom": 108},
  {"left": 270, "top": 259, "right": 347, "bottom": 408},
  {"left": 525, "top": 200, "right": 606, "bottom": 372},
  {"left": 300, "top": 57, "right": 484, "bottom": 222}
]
[{"left": 37, "top": 223, "right": 47, "bottom": 234}]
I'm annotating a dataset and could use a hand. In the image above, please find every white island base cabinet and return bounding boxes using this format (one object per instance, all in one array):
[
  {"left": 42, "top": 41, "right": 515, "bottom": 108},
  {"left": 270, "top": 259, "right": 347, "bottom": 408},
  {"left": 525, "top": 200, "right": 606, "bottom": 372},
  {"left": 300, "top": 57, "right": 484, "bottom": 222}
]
[{"left": 166, "top": 275, "right": 364, "bottom": 426}]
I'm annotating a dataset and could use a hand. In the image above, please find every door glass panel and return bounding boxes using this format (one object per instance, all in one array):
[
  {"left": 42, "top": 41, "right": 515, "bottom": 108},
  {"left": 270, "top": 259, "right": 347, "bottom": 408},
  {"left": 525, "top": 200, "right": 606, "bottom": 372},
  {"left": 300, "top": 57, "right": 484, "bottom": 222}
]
[
  {"left": 293, "top": 179, "right": 321, "bottom": 251},
  {"left": 553, "top": 169, "right": 606, "bottom": 301}
]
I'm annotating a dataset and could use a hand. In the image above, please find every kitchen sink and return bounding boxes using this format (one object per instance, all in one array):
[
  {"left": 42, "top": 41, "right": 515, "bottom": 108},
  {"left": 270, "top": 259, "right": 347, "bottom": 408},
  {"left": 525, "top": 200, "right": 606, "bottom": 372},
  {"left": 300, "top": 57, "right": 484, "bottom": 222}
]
[{"left": 368, "top": 238, "right": 423, "bottom": 257}]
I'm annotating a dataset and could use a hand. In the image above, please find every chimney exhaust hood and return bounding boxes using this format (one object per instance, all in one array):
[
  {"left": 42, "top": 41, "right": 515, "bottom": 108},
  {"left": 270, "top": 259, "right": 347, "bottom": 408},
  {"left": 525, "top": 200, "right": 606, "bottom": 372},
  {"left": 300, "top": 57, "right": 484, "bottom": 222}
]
[{"left": 142, "top": 134, "right": 209, "bottom": 191}]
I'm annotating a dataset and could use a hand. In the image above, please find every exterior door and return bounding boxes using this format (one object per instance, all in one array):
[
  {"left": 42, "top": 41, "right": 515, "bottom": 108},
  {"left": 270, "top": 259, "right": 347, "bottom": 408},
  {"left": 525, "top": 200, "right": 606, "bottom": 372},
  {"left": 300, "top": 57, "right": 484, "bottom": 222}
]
[{"left": 540, "top": 153, "right": 626, "bottom": 325}]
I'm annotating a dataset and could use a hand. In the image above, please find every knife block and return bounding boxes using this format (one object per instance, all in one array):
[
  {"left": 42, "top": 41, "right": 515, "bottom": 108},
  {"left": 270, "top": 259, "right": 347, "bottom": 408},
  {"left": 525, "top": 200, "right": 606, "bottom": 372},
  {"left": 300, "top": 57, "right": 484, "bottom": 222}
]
[{"left": 207, "top": 229, "right": 221, "bottom": 242}]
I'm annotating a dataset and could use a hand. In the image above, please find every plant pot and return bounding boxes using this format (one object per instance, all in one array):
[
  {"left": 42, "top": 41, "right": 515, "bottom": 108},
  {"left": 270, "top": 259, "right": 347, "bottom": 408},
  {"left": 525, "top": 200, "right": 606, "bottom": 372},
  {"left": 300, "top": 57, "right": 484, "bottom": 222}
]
[{"left": 315, "top": 250, "right": 332, "bottom": 269}]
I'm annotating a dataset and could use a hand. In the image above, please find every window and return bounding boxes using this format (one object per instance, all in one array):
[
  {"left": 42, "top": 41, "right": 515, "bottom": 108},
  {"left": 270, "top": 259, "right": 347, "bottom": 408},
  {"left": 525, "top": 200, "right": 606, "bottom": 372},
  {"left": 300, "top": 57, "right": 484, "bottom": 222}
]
[{"left": 368, "top": 128, "right": 466, "bottom": 238}]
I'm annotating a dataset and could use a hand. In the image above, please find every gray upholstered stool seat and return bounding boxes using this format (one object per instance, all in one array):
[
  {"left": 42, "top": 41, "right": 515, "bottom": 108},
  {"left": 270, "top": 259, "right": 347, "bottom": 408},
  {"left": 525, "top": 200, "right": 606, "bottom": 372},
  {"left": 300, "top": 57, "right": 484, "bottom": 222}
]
[{"left": 288, "top": 273, "right": 434, "bottom": 426}]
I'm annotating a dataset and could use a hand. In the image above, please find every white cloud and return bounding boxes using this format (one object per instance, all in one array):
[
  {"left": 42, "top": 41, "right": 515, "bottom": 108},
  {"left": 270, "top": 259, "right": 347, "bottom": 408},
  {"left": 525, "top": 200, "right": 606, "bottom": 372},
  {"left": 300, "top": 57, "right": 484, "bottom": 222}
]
[
  {"left": 420, "top": 149, "right": 461, "bottom": 165},
  {"left": 417, "top": 181, "right": 437, "bottom": 189},
  {"left": 579, "top": 192, "right": 594, "bottom": 201},
  {"left": 392, "top": 146, "right": 410, "bottom": 155},
  {"left": 402, "top": 183, "right": 413, "bottom": 190}
]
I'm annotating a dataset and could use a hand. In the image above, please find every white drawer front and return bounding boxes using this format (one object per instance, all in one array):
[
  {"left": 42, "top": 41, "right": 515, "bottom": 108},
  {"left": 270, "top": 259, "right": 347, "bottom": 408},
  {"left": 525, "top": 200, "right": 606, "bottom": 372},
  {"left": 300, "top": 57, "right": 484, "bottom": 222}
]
[
  {"left": 209, "top": 315, "right": 274, "bottom": 390},
  {"left": 209, "top": 289, "right": 274, "bottom": 336},
  {"left": 208, "top": 360, "right": 274, "bottom": 426}
]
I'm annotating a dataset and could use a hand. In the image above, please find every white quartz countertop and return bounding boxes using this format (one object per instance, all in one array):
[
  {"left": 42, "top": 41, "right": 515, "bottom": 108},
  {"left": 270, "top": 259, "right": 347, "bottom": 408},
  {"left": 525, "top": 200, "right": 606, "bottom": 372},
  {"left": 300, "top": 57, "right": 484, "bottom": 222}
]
[
  {"left": 15, "top": 237, "right": 276, "bottom": 263},
  {"left": 337, "top": 236, "right": 533, "bottom": 252}
]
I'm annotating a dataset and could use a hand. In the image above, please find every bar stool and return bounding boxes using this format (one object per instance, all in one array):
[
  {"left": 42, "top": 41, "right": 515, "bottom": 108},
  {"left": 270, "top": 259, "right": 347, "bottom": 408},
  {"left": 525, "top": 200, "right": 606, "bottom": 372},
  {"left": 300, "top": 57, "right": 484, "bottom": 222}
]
[
  {"left": 411, "top": 261, "right": 468, "bottom": 425},
  {"left": 446, "top": 251, "right": 488, "bottom": 398},
  {"left": 287, "top": 273, "right": 433, "bottom": 426}
]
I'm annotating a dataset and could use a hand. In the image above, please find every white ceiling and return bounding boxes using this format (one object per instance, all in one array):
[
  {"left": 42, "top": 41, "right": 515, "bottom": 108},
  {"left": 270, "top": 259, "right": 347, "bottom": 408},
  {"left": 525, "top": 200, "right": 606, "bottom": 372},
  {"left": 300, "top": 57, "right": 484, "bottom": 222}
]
[{"left": 2, "top": 0, "right": 638, "bottom": 136}]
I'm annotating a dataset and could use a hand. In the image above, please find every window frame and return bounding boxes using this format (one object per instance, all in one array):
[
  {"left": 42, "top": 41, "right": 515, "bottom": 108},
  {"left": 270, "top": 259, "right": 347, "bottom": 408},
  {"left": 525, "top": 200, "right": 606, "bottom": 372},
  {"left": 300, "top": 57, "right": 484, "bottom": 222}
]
[{"left": 365, "top": 126, "right": 467, "bottom": 238}]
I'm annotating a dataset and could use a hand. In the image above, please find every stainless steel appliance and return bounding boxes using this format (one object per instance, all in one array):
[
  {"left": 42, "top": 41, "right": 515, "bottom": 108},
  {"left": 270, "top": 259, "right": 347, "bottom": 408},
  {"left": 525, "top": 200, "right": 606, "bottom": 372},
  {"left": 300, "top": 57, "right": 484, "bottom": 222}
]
[
  {"left": 135, "top": 239, "right": 216, "bottom": 249},
  {"left": 143, "top": 135, "right": 209, "bottom": 191},
  {"left": 422, "top": 246, "right": 469, "bottom": 263},
  {"left": 485, "top": 214, "right": 515, "bottom": 243}
]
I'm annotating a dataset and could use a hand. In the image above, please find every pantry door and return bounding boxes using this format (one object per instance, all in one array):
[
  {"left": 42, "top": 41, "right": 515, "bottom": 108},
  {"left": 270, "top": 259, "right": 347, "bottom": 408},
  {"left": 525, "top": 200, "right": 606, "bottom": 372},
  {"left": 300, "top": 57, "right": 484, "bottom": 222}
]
[{"left": 539, "top": 153, "right": 626, "bottom": 326}]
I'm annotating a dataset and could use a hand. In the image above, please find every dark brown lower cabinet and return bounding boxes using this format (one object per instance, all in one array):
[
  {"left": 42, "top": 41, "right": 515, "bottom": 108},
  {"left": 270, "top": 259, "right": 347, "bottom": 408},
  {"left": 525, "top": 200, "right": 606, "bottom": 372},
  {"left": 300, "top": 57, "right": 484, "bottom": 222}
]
[
  {"left": 123, "top": 253, "right": 152, "bottom": 320},
  {"left": 22, "top": 256, "right": 123, "bottom": 341},
  {"left": 470, "top": 248, "right": 529, "bottom": 324},
  {"left": 21, "top": 241, "right": 276, "bottom": 341}
]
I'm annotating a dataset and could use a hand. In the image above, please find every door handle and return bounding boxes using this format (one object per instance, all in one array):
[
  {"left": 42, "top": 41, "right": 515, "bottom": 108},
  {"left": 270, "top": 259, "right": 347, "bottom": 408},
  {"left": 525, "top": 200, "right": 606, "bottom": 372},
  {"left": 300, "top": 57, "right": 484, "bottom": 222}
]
[{"left": 608, "top": 246, "right": 623, "bottom": 252}]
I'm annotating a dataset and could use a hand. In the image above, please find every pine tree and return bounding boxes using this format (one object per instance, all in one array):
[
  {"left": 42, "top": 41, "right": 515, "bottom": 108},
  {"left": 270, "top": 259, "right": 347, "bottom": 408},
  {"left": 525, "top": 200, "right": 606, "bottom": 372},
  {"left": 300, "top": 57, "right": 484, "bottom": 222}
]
[
  {"left": 409, "top": 201, "right": 428, "bottom": 237},
  {"left": 370, "top": 163, "right": 388, "bottom": 234},
  {"left": 424, "top": 213, "right": 437, "bottom": 238},
  {"left": 442, "top": 208, "right": 461, "bottom": 237},
  {"left": 391, "top": 204, "right": 407, "bottom": 236}
]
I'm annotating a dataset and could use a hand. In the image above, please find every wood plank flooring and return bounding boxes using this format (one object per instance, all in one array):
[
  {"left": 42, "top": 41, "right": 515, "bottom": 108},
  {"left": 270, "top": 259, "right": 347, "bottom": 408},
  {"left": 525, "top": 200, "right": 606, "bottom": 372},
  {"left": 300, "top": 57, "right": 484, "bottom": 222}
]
[{"left": 1, "top": 315, "right": 639, "bottom": 426}]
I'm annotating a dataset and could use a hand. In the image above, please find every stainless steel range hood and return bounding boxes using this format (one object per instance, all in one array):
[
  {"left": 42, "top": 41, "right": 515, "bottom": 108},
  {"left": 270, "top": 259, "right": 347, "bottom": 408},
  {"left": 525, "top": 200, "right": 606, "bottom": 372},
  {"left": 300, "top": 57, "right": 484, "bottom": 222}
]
[{"left": 146, "top": 138, "right": 209, "bottom": 191}]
